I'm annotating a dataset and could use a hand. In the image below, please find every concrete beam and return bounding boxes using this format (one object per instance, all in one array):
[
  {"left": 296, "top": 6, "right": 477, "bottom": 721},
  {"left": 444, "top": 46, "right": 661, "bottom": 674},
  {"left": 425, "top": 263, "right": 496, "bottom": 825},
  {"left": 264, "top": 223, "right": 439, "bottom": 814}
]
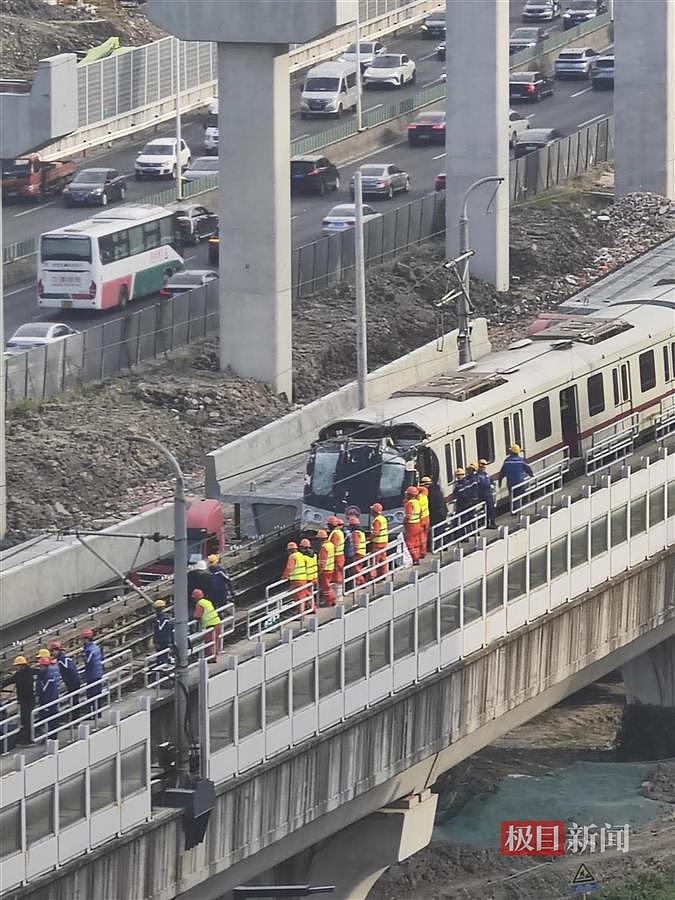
[
  {"left": 614, "top": 0, "right": 675, "bottom": 198},
  {"left": 619, "top": 634, "right": 675, "bottom": 758},
  {"left": 445, "top": 0, "right": 510, "bottom": 290}
]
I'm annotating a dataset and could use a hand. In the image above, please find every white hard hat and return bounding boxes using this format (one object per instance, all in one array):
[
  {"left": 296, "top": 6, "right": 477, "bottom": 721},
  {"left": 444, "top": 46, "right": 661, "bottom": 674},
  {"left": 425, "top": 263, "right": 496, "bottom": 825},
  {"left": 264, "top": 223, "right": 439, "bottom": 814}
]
[{"left": 195, "top": 559, "right": 208, "bottom": 571}]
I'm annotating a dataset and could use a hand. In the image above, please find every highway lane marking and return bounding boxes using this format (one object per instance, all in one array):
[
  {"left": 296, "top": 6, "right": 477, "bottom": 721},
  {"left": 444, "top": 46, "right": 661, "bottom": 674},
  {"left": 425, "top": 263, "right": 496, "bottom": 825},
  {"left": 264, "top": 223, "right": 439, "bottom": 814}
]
[
  {"left": 422, "top": 77, "right": 444, "bottom": 87},
  {"left": 525, "top": 113, "right": 535, "bottom": 119},
  {"left": 433, "top": 152, "right": 446, "bottom": 160},
  {"left": 13, "top": 201, "right": 56, "bottom": 217},
  {"left": 578, "top": 113, "right": 606, "bottom": 128},
  {"left": 4, "top": 284, "right": 34, "bottom": 297},
  {"left": 419, "top": 50, "right": 440, "bottom": 62},
  {"left": 340, "top": 138, "right": 408, "bottom": 167},
  {"left": 570, "top": 86, "right": 593, "bottom": 98}
]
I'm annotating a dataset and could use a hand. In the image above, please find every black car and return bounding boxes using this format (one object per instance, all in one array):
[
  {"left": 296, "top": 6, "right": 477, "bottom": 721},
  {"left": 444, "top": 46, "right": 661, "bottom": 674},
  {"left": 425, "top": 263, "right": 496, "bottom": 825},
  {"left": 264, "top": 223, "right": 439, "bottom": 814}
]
[
  {"left": 509, "top": 70, "right": 554, "bottom": 102},
  {"left": 208, "top": 229, "right": 219, "bottom": 266},
  {"left": 509, "top": 25, "right": 549, "bottom": 54},
  {"left": 407, "top": 111, "right": 446, "bottom": 146},
  {"left": 290, "top": 155, "right": 340, "bottom": 195},
  {"left": 513, "top": 127, "right": 562, "bottom": 157},
  {"left": 563, "top": 0, "right": 607, "bottom": 29},
  {"left": 62, "top": 168, "right": 126, "bottom": 206},
  {"left": 169, "top": 202, "right": 218, "bottom": 245},
  {"left": 436, "top": 42, "right": 446, "bottom": 61},
  {"left": 421, "top": 10, "right": 446, "bottom": 39}
]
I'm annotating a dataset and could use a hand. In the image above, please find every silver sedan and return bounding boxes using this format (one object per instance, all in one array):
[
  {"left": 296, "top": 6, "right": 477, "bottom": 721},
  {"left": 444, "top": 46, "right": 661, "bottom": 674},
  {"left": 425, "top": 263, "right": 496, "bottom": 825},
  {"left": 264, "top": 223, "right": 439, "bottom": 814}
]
[{"left": 349, "top": 163, "right": 411, "bottom": 200}]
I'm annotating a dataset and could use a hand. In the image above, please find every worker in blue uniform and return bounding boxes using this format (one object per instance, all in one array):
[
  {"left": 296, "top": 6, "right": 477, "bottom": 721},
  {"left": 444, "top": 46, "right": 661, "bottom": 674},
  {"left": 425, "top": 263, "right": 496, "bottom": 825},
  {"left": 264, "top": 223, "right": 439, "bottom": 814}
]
[
  {"left": 152, "top": 599, "right": 174, "bottom": 667},
  {"left": 476, "top": 460, "right": 497, "bottom": 528},
  {"left": 81, "top": 629, "right": 104, "bottom": 717},
  {"left": 498, "top": 444, "right": 533, "bottom": 498},
  {"left": 36, "top": 657, "right": 60, "bottom": 739}
]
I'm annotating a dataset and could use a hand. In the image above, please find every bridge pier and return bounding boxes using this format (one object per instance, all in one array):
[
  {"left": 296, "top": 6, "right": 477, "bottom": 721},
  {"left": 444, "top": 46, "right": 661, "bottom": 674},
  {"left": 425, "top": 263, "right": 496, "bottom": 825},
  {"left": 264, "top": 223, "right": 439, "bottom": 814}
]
[
  {"left": 272, "top": 791, "right": 438, "bottom": 900},
  {"left": 619, "top": 636, "right": 675, "bottom": 759}
]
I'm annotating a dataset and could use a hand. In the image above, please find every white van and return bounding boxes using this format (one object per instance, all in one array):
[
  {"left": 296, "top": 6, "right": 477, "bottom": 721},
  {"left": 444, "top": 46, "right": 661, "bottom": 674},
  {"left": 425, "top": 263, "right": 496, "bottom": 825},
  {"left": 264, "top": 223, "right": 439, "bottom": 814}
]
[
  {"left": 300, "top": 61, "right": 359, "bottom": 119},
  {"left": 204, "top": 99, "right": 218, "bottom": 154}
]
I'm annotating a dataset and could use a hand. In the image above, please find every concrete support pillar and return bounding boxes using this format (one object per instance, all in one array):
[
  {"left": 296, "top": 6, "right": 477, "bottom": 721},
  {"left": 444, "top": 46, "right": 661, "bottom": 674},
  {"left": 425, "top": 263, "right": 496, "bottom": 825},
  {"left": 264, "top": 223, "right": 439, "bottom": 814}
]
[
  {"left": 275, "top": 790, "right": 438, "bottom": 899},
  {"left": 218, "top": 43, "right": 293, "bottom": 399},
  {"left": 445, "top": 0, "right": 509, "bottom": 290},
  {"left": 614, "top": 0, "right": 675, "bottom": 199},
  {"left": 618, "top": 636, "right": 675, "bottom": 759}
]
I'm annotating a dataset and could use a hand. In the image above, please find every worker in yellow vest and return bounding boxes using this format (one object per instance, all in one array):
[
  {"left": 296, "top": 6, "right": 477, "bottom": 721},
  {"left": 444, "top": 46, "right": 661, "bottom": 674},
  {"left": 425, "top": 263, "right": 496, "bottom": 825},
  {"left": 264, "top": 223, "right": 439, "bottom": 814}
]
[
  {"left": 299, "top": 538, "right": 318, "bottom": 613},
  {"left": 418, "top": 479, "right": 430, "bottom": 559},
  {"left": 317, "top": 529, "right": 337, "bottom": 606},
  {"left": 403, "top": 486, "right": 422, "bottom": 565},
  {"left": 192, "top": 589, "right": 222, "bottom": 663},
  {"left": 283, "top": 541, "right": 311, "bottom": 613},
  {"left": 368, "top": 502, "right": 389, "bottom": 580},
  {"left": 348, "top": 516, "right": 367, "bottom": 587},
  {"left": 327, "top": 515, "right": 346, "bottom": 597}
]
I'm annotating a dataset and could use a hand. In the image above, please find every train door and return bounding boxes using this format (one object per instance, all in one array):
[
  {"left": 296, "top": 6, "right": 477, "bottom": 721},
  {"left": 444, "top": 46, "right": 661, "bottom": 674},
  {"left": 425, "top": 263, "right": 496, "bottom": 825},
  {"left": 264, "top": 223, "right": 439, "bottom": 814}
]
[
  {"left": 416, "top": 446, "right": 440, "bottom": 483},
  {"left": 502, "top": 409, "right": 525, "bottom": 455},
  {"left": 611, "top": 361, "right": 633, "bottom": 416},
  {"left": 559, "top": 385, "right": 580, "bottom": 458},
  {"left": 443, "top": 436, "right": 466, "bottom": 487}
]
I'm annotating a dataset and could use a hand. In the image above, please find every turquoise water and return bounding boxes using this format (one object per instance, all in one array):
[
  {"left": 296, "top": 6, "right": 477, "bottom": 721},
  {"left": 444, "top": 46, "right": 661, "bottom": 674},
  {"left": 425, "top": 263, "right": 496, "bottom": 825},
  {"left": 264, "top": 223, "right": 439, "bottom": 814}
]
[{"left": 435, "top": 761, "right": 663, "bottom": 848}]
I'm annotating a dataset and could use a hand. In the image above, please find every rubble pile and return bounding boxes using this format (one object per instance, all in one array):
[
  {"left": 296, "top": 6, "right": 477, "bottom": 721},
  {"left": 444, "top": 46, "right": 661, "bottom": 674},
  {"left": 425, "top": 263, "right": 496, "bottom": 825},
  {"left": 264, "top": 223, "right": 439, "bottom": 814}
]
[{"left": 4, "top": 192, "right": 675, "bottom": 542}]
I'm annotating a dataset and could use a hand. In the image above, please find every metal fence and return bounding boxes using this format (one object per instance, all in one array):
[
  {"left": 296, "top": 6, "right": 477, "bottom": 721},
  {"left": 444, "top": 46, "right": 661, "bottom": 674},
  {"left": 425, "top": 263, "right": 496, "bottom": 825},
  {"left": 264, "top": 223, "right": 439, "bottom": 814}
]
[{"left": 4, "top": 281, "right": 219, "bottom": 404}]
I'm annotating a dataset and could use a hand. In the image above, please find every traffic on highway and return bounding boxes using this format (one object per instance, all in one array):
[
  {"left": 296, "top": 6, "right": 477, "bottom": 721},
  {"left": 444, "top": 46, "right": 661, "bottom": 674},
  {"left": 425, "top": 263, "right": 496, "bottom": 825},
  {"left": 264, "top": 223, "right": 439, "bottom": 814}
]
[{"left": 2, "top": 1, "right": 614, "bottom": 348}]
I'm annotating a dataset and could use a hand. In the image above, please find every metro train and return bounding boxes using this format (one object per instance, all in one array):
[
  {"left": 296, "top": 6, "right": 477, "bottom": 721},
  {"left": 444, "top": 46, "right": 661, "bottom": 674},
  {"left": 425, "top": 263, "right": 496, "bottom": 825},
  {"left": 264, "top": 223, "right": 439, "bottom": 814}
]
[{"left": 302, "top": 280, "right": 675, "bottom": 529}]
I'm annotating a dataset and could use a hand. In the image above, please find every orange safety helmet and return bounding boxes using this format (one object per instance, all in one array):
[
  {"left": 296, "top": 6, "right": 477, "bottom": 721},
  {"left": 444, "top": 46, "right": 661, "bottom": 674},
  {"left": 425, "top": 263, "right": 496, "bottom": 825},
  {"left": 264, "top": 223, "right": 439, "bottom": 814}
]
[
  {"left": 316, "top": 529, "right": 328, "bottom": 539},
  {"left": 348, "top": 516, "right": 360, "bottom": 525},
  {"left": 191, "top": 589, "right": 204, "bottom": 600},
  {"left": 80, "top": 628, "right": 94, "bottom": 640},
  {"left": 286, "top": 541, "right": 298, "bottom": 551},
  {"left": 327, "top": 515, "right": 339, "bottom": 526},
  {"left": 405, "top": 486, "right": 419, "bottom": 496},
  {"left": 299, "top": 538, "right": 312, "bottom": 549},
  {"left": 370, "top": 502, "right": 383, "bottom": 514}
]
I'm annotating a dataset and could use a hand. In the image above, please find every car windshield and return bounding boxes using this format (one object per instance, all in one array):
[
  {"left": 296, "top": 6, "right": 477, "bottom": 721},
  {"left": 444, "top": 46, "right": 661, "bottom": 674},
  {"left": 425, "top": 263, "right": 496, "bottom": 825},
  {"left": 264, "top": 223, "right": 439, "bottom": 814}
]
[
  {"left": 190, "top": 158, "right": 218, "bottom": 171},
  {"left": 328, "top": 205, "right": 355, "bottom": 217},
  {"left": 371, "top": 55, "right": 401, "bottom": 68},
  {"left": 360, "top": 165, "right": 386, "bottom": 176},
  {"left": 72, "top": 171, "right": 105, "bottom": 184},
  {"left": 168, "top": 275, "right": 203, "bottom": 287},
  {"left": 205, "top": 113, "right": 217, "bottom": 128},
  {"left": 291, "top": 161, "right": 318, "bottom": 174},
  {"left": 595, "top": 58, "right": 614, "bottom": 68},
  {"left": 40, "top": 236, "right": 92, "bottom": 262},
  {"left": 141, "top": 144, "right": 173, "bottom": 155},
  {"left": 13, "top": 323, "right": 53, "bottom": 338},
  {"left": 511, "top": 73, "right": 535, "bottom": 82},
  {"left": 2, "top": 159, "right": 30, "bottom": 177},
  {"left": 305, "top": 77, "right": 339, "bottom": 92},
  {"left": 344, "top": 43, "right": 373, "bottom": 53}
]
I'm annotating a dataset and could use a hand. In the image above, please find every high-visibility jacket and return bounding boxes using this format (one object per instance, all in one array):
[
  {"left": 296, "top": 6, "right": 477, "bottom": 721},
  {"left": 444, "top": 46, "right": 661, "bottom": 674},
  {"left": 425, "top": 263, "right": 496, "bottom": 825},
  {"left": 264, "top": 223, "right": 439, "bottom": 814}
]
[
  {"left": 328, "top": 526, "right": 345, "bottom": 556},
  {"left": 352, "top": 528, "right": 366, "bottom": 556},
  {"left": 284, "top": 550, "right": 307, "bottom": 582},
  {"left": 418, "top": 488, "right": 430, "bottom": 520},
  {"left": 404, "top": 497, "right": 421, "bottom": 524},
  {"left": 303, "top": 550, "right": 318, "bottom": 583},
  {"left": 196, "top": 597, "right": 221, "bottom": 628},
  {"left": 370, "top": 514, "right": 388, "bottom": 546},
  {"left": 319, "top": 540, "right": 335, "bottom": 573}
]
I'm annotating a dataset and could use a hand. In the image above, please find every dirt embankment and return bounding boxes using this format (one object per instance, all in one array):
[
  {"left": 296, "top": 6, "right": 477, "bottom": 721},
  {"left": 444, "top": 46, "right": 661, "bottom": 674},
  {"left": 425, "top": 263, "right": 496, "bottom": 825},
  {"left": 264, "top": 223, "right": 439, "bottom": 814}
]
[
  {"left": 0, "top": 0, "right": 165, "bottom": 78},
  {"left": 4, "top": 191, "right": 675, "bottom": 544}
]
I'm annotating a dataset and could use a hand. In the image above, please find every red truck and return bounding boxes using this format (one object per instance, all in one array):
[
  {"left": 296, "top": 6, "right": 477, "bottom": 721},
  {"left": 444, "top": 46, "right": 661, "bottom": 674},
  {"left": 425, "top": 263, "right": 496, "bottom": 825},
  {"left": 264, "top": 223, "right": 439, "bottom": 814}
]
[{"left": 1, "top": 153, "right": 76, "bottom": 201}]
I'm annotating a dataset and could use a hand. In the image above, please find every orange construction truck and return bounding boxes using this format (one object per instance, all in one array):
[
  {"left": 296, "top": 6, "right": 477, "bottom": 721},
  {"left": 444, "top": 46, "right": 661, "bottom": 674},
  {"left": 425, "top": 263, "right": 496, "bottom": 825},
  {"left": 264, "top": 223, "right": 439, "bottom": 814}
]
[{"left": 2, "top": 153, "right": 76, "bottom": 201}]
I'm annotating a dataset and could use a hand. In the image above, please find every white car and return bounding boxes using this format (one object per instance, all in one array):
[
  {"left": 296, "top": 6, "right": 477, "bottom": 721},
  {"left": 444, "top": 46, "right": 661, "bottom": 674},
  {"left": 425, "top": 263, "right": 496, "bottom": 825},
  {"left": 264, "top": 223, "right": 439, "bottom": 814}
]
[
  {"left": 321, "top": 203, "right": 382, "bottom": 236},
  {"left": 135, "top": 137, "right": 191, "bottom": 180},
  {"left": 5, "top": 322, "right": 79, "bottom": 356},
  {"left": 363, "top": 53, "right": 416, "bottom": 89},
  {"left": 509, "top": 109, "right": 531, "bottom": 147},
  {"left": 339, "top": 40, "right": 386, "bottom": 70}
]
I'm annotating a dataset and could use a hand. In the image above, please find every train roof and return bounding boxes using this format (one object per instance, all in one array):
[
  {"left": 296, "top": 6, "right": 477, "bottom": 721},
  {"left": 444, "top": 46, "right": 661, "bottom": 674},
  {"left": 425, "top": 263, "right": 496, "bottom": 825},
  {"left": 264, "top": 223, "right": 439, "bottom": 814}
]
[{"left": 328, "top": 286, "right": 675, "bottom": 442}]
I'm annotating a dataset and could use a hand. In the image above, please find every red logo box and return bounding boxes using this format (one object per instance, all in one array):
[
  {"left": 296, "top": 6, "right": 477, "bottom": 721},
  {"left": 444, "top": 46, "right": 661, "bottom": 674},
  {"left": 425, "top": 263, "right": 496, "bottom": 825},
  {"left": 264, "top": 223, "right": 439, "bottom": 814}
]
[{"left": 501, "top": 820, "right": 566, "bottom": 856}]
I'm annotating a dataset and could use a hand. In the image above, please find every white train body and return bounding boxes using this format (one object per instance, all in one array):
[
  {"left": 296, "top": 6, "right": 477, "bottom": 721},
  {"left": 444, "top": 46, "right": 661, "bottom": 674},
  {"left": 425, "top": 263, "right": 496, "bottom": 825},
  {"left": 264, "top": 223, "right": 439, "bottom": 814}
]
[{"left": 303, "top": 282, "right": 675, "bottom": 528}]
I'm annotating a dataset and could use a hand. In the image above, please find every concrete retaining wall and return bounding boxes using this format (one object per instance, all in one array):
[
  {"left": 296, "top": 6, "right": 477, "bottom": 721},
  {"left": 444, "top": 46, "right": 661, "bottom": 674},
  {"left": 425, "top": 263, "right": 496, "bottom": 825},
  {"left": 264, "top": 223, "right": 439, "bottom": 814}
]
[
  {"left": 9, "top": 550, "right": 674, "bottom": 900},
  {"left": 205, "top": 319, "right": 492, "bottom": 498}
]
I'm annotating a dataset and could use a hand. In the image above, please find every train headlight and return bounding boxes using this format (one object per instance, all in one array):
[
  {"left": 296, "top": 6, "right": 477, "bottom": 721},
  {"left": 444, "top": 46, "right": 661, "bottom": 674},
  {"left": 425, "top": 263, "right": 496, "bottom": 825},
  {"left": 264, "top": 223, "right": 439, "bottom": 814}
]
[{"left": 313, "top": 512, "right": 322, "bottom": 521}]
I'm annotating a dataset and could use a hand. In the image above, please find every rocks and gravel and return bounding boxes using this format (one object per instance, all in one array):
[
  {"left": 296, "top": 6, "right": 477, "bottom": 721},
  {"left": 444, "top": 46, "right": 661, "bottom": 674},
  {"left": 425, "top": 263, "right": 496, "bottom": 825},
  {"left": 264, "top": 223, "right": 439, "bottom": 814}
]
[
  {"left": 0, "top": 0, "right": 165, "bottom": 78},
  {"left": 4, "top": 191, "right": 675, "bottom": 544}
]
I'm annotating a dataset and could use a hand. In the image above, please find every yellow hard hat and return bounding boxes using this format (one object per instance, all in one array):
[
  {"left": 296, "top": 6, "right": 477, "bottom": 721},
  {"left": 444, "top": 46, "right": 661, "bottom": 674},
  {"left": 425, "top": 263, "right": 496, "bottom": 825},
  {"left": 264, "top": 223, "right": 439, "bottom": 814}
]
[
  {"left": 455, "top": 467, "right": 465, "bottom": 476},
  {"left": 154, "top": 599, "right": 166, "bottom": 609},
  {"left": 13, "top": 655, "right": 27, "bottom": 666},
  {"left": 468, "top": 462, "right": 478, "bottom": 471},
  {"left": 37, "top": 648, "right": 51, "bottom": 659},
  {"left": 510, "top": 444, "right": 521, "bottom": 454},
  {"left": 207, "top": 554, "right": 219, "bottom": 565},
  {"left": 420, "top": 476, "right": 432, "bottom": 484},
  {"left": 479, "top": 459, "right": 488, "bottom": 466}
]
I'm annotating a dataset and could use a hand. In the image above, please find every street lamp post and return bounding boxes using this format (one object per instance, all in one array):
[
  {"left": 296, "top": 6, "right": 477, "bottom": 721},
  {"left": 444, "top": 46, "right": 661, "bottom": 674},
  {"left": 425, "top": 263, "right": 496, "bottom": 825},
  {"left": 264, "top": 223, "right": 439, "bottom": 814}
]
[
  {"left": 175, "top": 38, "right": 183, "bottom": 201},
  {"left": 353, "top": 169, "right": 368, "bottom": 408},
  {"left": 354, "top": 0, "right": 363, "bottom": 131},
  {"left": 457, "top": 175, "right": 505, "bottom": 365},
  {"left": 128, "top": 434, "right": 189, "bottom": 785}
]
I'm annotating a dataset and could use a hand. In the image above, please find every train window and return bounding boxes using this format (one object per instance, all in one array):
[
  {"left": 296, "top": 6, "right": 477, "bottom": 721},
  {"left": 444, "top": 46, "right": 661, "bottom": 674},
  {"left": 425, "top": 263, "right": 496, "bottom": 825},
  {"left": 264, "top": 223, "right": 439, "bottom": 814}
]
[
  {"left": 587, "top": 373, "right": 605, "bottom": 416},
  {"left": 639, "top": 350, "right": 656, "bottom": 392},
  {"left": 620, "top": 364, "right": 631, "bottom": 402},
  {"left": 612, "top": 370, "right": 620, "bottom": 406},
  {"left": 533, "top": 397, "right": 552, "bottom": 442},
  {"left": 475, "top": 423, "right": 495, "bottom": 463},
  {"left": 444, "top": 443, "right": 453, "bottom": 481},
  {"left": 664, "top": 346, "right": 671, "bottom": 382},
  {"left": 503, "top": 417, "right": 511, "bottom": 452},
  {"left": 513, "top": 412, "right": 523, "bottom": 448},
  {"left": 455, "top": 438, "right": 464, "bottom": 470}
]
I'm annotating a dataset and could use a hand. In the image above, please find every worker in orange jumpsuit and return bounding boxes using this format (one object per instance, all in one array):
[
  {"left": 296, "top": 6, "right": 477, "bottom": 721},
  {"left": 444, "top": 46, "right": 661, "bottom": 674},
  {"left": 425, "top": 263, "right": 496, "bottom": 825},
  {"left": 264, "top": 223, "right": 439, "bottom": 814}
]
[
  {"left": 403, "top": 485, "right": 422, "bottom": 565},
  {"left": 327, "top": 515, "right": 346, "bottom": 598},
  {"left": 418, "top": 480, "right": 430, "bottom": 559},
  {"left": 317, "top": 529, "right": 337, "bottom": 606},
  {"left": 282, "top": 542, "right": 310, "bottom": 612},
  {"left": 368, "top": 502, "right": 389, "bottom": 579},
  {"left": 348, "top": 516, "right": 367, "bottom": 588},
  {"left": 299, "top": 538, "right": 318, "bottom": 613}
]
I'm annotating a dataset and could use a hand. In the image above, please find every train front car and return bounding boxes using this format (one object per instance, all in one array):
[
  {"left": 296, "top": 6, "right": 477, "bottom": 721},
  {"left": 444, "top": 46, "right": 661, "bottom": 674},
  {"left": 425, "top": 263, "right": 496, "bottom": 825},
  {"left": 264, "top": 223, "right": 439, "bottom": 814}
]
[{"left": 302, "top": 419, "right": 429, "bottom": 531}]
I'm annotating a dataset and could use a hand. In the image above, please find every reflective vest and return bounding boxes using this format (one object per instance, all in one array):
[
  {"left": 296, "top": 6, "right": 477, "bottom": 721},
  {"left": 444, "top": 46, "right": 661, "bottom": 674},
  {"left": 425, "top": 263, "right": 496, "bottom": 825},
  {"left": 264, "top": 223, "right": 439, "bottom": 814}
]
[
  {"left": 319, "top": 540, "right": 335, "bottom": 573},
  {"left": 352, "top": 529, "right": 366, "bottom": 557},
  {"left": 197, "top": 597, "right": 221, "bottom": 628},
  {"left": 285, "top": 550, "right": 307, "bottom": 583},
  {"left": 329, "top": 526, "right": 345, "bottom": 557},
  {"left": 418, "top": 488, "right": 430, "bottom": 520},
  {"left": 303, "top": 551, "right": 318, "bottom": 583},
  {"left": 404, "top": 497, "right": 421, "bottom": 524},
  {"left": 370, "top": 514, "right": 389, "bottom": 546}
]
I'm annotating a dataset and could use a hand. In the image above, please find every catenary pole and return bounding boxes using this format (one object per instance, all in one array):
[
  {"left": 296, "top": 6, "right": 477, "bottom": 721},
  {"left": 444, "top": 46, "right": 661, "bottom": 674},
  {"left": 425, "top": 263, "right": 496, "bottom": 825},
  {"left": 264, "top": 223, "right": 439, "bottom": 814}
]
[
  {"left": 355, "top": 0, "right": 363, "bottom": 131},
  {"left": 175, "top": 38, "right": 183, "bottom": 201},
  {"left": 353, "top": 169, "right": 368, "bottom": 408}
]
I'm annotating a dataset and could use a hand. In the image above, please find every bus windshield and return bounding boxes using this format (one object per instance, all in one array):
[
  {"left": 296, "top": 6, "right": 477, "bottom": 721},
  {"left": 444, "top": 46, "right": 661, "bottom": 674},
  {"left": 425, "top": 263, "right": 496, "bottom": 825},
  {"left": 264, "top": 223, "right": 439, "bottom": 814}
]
[
  {"left": 40, "top": 236, "right": 92, "bottom": 262},
  {"left": 206, "top": 113, "right": 218, "bottom": 128}
]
